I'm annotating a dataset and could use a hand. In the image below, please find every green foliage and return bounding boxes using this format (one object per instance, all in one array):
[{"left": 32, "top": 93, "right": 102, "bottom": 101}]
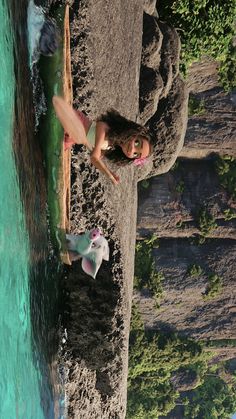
[
  {"left": 134, "top": 236, "right": 164, "bottom": 303},
  {"left": 196, "top": 207, "right": 217, "bottom": 242},
  {"left": 158, "top": 0, "right": 236, "bottom": 90},
  {"left": 184, "top": 376, "right": 236, "bottom": 418},
  {"left": 218, "top": 44, "right": 236, "bottom": 92},
  {"left": 223, "top": 208, "right": 236, "bottom": 221},
  {"left": 127, "top": 305, "right": 210, "bottom": 418},
  {"left": 203, "top": 273, "right": 223, "bottom": 300},
  {"left": 176, "top": 220, "right": 182, "bottom": 228},
  {"left": 188, "top": 96, "right": 206, "bottom": 116},
  {"left": 140, "top": 179, "right": 150, "bottom": 189},
  {"left": 175, "top": 180, "right": 185, "bottom": 193},
  {"left": 187, "top": 264, "right": 203, "bottom": 277},
  {"left": 215, "top": 156, "right": 236, "bottom": 200}
]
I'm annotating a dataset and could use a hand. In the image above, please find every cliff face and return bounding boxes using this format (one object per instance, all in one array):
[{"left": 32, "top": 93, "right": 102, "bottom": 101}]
[
  {"left": 181, "top": 88, "right": 236, "bottom": 158},
  {"left": 134, "top": 237, "right": 236, "bottom": 339},
  {"left": 136, "top": 61, "right": 236, "bottom": 345}
]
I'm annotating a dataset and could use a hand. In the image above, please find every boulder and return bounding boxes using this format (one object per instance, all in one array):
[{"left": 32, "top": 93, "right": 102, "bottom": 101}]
[
  {"left": 143, "top": 0, "right": 157, "bottom": 16},
  {"left": 139, "top": 66, "right": 163, "bottom": 124},
  {"left": 141, "top": 13, "right": 163, "bottom": 68},
  {"left": 39, "top": 18, "right": 59, "bottom": 56},
  {"left": 139, "top": 19, "right": 181, "bottom": 123},
  {"left": 158, "top": 21, "right": 181, "bottom": 97},
  {"left": 135, "top": 76, "right": 188, "bottom": 181}
]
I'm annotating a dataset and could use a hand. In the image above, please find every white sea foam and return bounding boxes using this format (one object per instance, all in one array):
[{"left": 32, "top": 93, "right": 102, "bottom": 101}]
[{"left": 27, "top": 0, "right": 45, "bottom": 68}]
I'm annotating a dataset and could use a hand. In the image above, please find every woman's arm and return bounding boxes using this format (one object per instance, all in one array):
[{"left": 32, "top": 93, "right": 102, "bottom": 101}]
[
  {"left": 90, "top": 121, "right": 119, "bottom": 185},
  {"left": 90, "top": 155, "right": 120, "bottom": 185},
  {"left": 91, "top": 121, "right": 109, "bottom": 159}
]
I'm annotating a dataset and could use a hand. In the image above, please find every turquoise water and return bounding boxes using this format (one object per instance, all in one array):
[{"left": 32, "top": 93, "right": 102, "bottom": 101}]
[{"left": 0, "top": 0, "right": 60, "bottom": 417}]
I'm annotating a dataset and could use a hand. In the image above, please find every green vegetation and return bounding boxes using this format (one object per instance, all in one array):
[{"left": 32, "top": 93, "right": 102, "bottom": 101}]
[
  {"left": 158, "top": 0, "right": 236, "bottom": 90},
  {"left": 140, "top": 179, "right": 150, "bottom": 189},
  {"left": 134, "top": 236, "right": 164, "bottom": 305},
  {"left": 188, "top": 96, "right": 206, "bottom": 116},
  {"left": 223, "top": 208, "right": 236, "bottom": 221},
  {"left": 215, "top": 156, "right": 236, "bottom": 200},
  {"left": 196, "top": 207, "right": 217, "bottom": 243},
  {"left": 205, "top": 339, "right": 236, "bottom": 349},
  {"left": 128, "top": 307, "right": 236, "bottom": 417},
  {"left": 184, "top": 376, "right": 236, "bottom": 418},
  {"left": 175, "top": 180, "right": 185, "bottom": 193},
  {"left": 127, "top": 305, "right": 212, "bottom": 418},
  {"left": 203, "top": 273, "right": 223, "bottom": 300},
  {"left": 186, "top": 265, "right": 223, "bottom": 300},
  {"left": 187, "top": 264, "right": 203, "bottom": 277}
]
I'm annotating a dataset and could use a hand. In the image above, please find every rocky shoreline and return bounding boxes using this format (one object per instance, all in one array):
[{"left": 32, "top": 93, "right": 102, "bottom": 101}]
[{"left": 35, "top": 0, "right": 236, "bottom": 417}]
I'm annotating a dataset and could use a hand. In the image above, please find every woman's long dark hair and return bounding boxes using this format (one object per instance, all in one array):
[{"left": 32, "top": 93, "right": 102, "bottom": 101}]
[{"left": 98, "top": 109, "right": 153, "bottom": 165}]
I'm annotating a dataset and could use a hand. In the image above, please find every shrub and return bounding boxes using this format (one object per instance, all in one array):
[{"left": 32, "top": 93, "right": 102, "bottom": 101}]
[
  {"left": 203, "top": 273, "right": 222, "bottom": 300},
  {"left": 187, "top": 264, "right": 203, "bottom": 277},
  {"left": 197, "top": 208, "right": 217, "bottom": 239},
  {"left": 188, "top": 96, "right": 206, "bottom": 116},
  {"left": 134, "top": 236, "right": 164, "bottom": 304},
  {"left": 215, "top": 156, "right": 236, "bottom": 200},
  {"left": 157, "top": 0, "right": 236, "bottom": 90}
]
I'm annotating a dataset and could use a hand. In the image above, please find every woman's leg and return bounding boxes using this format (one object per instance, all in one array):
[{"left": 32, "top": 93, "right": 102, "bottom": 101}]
[{"left": 64, "top": 110, "right": 92, "bottom": 150}]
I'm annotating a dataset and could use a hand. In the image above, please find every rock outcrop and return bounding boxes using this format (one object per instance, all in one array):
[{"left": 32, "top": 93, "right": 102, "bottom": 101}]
[{"left": 61, "top": 1, "right": 189, "bottom": 417}]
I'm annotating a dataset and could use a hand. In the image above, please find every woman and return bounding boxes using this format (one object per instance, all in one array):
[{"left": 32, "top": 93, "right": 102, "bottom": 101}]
[{"left": 53, "top": 96, "right": 153, "bottom": 184}]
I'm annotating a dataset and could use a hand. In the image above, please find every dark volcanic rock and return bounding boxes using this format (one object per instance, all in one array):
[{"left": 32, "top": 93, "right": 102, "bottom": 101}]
[
  {"left": 136, "top": 76, "right": 188, "bottom": 180},
  {"left": 39, "top": 18, "right": 59, "bottom": 56},
  {"left": 139, "top": 18, "right": 182, "bottom": 124},
  {"left": 141, "top": 14, "right": 163, "bottom": 68},
  {"left": 158, "top": 21, "right": 180, "bottom": 98},
  {"left": 139, "top": 66, "right": 163, "bottom": 124},
  {"left": 147, "top": 76, "right": 188, "bottom": 177}
]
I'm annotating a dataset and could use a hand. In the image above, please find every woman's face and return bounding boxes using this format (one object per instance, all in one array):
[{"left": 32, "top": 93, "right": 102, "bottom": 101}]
[{"left": 121, "top": 136, "right": 150, "bottom": 159}]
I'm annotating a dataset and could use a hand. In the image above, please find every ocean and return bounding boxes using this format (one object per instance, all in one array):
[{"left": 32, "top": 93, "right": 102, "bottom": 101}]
[{"left": 0, "top": 0, "right": 64, "bottom": 417}]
